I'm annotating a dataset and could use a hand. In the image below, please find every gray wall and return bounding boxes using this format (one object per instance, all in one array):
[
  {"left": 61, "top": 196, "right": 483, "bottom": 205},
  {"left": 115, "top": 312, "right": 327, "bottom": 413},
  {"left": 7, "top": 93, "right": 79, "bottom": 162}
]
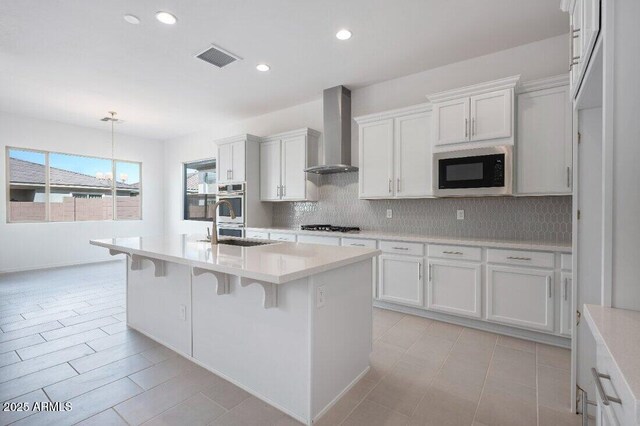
[{"left": 273, "top": 173, "right": 571, "bottom": 243}]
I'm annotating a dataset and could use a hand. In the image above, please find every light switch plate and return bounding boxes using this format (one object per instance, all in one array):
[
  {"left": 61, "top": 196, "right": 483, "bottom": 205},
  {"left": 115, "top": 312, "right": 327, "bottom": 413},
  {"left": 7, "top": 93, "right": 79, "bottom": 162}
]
[
  {"left": 386, "top": 209, "right": 393, "bottom": 219},
  {"left": 316, "top": 286, "right": 326, "bottom": 308},
  {"left": 457, "top": 210, "right": 465, "bottom": 220}
]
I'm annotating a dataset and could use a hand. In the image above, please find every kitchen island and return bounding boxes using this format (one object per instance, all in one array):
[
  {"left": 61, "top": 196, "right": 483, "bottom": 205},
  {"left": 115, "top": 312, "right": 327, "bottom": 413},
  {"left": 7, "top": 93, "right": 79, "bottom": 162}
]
[{"left": 90, "top": 234, "right": 379, "bottom": 425}]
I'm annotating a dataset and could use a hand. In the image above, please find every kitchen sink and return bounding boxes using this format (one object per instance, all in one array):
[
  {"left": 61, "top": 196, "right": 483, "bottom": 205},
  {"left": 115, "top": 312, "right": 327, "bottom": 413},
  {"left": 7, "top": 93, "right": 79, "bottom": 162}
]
[{"left": 198, "top": 238, "right": 274, "bottom": 247}]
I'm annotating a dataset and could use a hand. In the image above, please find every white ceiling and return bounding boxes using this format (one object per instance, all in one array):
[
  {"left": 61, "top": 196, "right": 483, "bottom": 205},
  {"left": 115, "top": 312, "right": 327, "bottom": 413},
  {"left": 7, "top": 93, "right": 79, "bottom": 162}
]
[{"left": 0, "top": 0, "right": 567, "bottom": 140}]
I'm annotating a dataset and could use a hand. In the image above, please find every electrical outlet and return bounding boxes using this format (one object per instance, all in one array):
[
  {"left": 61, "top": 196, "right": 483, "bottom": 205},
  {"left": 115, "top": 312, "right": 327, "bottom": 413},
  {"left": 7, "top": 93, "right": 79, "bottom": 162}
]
[
  {"left": 179, "top": 305, "right": 187, "bottom": 321},
  {"left": 316, "top": 286, "right": 326, "bottom": 308},
  {"left": 386, "top": 209, "right": 393, "bottom": 219},
  {"left": 457, "top": 210, "right": 465, "bottom": 220}
]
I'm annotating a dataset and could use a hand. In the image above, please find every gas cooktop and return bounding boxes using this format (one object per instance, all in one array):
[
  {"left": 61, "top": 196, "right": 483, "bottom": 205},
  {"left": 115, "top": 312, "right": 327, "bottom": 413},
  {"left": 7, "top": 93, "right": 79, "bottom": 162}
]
[{"left": 300, "top": 224, "right": 361, "bottom": 233}]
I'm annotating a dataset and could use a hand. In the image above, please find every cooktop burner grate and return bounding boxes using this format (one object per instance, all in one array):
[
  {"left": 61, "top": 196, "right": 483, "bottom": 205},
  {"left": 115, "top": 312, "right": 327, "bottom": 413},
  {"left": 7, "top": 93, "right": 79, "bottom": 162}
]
[{"left": 300, "top": 224, "right": 361, "bottom": 233}]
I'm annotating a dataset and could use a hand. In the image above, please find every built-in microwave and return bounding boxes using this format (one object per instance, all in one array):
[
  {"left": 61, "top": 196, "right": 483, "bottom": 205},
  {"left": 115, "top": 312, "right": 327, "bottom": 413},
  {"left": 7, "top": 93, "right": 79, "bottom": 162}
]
[
  {"left": 433, "top": 146, "right": 512, "bottom": 197},
  {"left": 216, "top": 183, "right": 244, "bottom": 224}
]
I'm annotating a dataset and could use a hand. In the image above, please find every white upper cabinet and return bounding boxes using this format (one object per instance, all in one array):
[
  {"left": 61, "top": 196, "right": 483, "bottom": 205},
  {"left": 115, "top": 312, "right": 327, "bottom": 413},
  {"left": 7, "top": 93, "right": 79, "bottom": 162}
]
[
  {"left": 260, "top": 140, "right": 281, "bottom": 201},
  {"left": 356, "top": 104, "right": 433, "bottom": 199},
  {"left": 470, "top": 89, "right": 512, "bottom": 142},
  {"left": 259, "top": 128, "right": 320, "bottom": 202},
  {"left": 566, "top": 0, "right": 601, "bottom": 98},
  {"left": 359, "top": 119, "right": 394, "bottom": 198},
  {"left": 427, "top": 76, "right": 519, "bottom": 149},
  {"left": 433, "top": 98, "right": 469, "bottom": 145},
  {"left": 217, "top": 137, "right": 249, "bottom": 184},
  {"left": 394, "top": 112, "right": 433, "bottom": 197},
  {"left": 281, "top": 135, "right": 306, "bottom": 200},
  {"left": 516, "top": 77, "right": 572, "bottom": 195}
]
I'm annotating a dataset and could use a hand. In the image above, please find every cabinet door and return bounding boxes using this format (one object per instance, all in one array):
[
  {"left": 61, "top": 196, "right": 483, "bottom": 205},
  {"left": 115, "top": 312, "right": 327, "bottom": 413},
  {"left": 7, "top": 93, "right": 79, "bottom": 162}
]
[
  {"left": 230, "top": 141, "right": 245, "bottom": 182},
  {"left": 570, "top": 0, "right": 583, "bottom": 91},
  {"left": 470, "top": 89, "right": 512, "bottom": 142},
  {"left": 516, "top": 86, "right": 572, "bottom": 194},
  {"left": 433, "top": 98, "right": 469, "bottom": 145},
  {"left": 260, "top": 140, "right": 281, "bottom": 201},
  {"left": 359, "top": 119, "right": 394, "bottom": 198},
  {"left": 379, "top": 255, "right": 423, "bottom": 307},
  {"left": 486, "top": 265, "right": 554, "bottom": 332},
  {"left": 217, "top": 143, "right": 233, "bottom": 184},
  {"left": 581, "top": 0, "right": 600, "bottom": 68},
  {"left": 560, "top": 272, "right": 573, "bottom": 337},
  {"left": 427, "top": 260, "right": 481, "bottom": 318},
  {"left": 281, "top": 135, "right": 306, "bottom": 200},
  {"left": 394, "top": 112, "right": 433, "bottom": 197}
]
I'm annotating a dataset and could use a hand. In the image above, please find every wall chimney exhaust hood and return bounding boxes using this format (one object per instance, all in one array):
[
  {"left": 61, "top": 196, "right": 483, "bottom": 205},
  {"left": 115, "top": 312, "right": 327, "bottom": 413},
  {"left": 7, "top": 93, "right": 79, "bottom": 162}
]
[{"left": 304, "top": 86, "right": 358, "bottom": 174}]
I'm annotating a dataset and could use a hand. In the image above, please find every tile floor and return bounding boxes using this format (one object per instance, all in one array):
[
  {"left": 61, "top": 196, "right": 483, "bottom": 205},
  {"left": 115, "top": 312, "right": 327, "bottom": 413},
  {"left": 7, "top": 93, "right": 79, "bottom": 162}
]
[{"left": 0, "top": 261, "right": 580, "bottom": 426}]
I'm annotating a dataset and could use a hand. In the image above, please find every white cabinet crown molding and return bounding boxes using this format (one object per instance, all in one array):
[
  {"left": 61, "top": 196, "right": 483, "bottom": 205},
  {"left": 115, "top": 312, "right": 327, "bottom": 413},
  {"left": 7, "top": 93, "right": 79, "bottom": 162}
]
[
  {"left": 215, "top": 134, "right": 261, "bottom": 145},
  {"left": 354, "top": 103, "right": 432, "bottom": 124},
  {"left": 260, "top": 128, "right": 321, "bottom": 142},
  {"left": 517, "top": 74, "right": 570, "bottom": 94},
  {"left": 426, "top": 75, "right": 521, "bottom": 103}
]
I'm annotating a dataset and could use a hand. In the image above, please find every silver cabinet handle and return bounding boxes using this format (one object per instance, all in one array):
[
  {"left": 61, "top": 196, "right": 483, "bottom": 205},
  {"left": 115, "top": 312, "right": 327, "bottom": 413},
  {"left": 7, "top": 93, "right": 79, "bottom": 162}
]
[
  {"left": 567, "top": 166, "right": 571, "bottom": 188},
  {"left": 592, "top": 368, "right": 622, "bottom": 406},
  {"left": 229, "top": 169, "right": 233, "bottom": 180},
  {"left": 464, "top": 118, "right": 468, "bottom": 138},
  {"left": 282, "top": 185, "right": 286, "bottom": 197},
  {"left": 392, "top": 247, "right": 409, "bottom": 250},
  {"left": 443, "top": 251, "right": 463, "bottom": 255},
  {"left": 564, "top": 278, "right": 568, "bottom": 301},
  {"left": 276, "top": 186, "right": 281, "bottom": 197},
  {"left": 472, "top": 118, "right": 475, "bottom": 136},
  {"left": 388, "top": 178, "right": 392, "bottom": 193},
  {"left": 397, "top": 178, "right": 400, "bottom": 192},
  {"left": 507, "top": 256, "right": 532, "bottom": 261},
  {"left": 547, "top": 276, "right": 552, "bottom": 298},
  {"left": 428, "top": 264, "right": 432, "bottom": 282},
  {"left": 418, "top": 263, "right": 422, "bottom": 280},
  {"left": 569, "top": 25, "right": 574, "bottom": 70},
  {"left": 350, "top": 243, "right": 365, "bottom": 247}
]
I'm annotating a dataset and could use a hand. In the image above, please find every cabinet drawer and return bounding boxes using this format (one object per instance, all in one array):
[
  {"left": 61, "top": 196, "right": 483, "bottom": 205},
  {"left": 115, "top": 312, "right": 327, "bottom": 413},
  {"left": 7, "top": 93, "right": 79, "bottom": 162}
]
[
  {"left": 246, "top": 231, "right": 269, "bottom": 240},
  {"left": 269, "top": 233, "right": 296, "bottom": 242},
  {"left": 487, "top": 249, "right": 554, "bottom": 268},
  {"left": 380, "top": 240, "right": 424, "bottom": 256},
  {"left": 341, "top": 238, "right": 377, "bottom": 249},
  {"left": 297, "top": 235, "right": 340, "bottom": 246},
  {"left": 561, "top": 254, "right": 572, "bottom": 271},
  {"left": 428, "top": 244, "right": 481, "bottom": 262}
]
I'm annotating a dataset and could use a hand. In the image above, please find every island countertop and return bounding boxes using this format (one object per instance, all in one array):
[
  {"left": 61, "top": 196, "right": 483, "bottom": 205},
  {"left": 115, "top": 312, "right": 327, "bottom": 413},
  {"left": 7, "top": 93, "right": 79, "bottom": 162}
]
[{"left": 90, "top": 234, "right": 380, "bottom": 284}]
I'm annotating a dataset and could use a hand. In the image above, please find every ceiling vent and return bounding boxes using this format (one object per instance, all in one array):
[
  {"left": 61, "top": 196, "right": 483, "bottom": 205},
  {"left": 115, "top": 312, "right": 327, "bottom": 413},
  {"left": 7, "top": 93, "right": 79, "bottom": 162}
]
[{"left": 195, "top": 44, "right": 241, "bottom": 68}]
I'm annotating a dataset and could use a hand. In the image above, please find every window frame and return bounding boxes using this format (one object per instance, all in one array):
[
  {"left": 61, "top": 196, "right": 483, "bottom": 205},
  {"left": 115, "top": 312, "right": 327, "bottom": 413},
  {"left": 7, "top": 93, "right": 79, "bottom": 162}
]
[
  {"left": 6, "top": 146, "right": 143, "bottom": 223},
  {"left": 183, "top": 158, "right": 217, "bottom": 222}
]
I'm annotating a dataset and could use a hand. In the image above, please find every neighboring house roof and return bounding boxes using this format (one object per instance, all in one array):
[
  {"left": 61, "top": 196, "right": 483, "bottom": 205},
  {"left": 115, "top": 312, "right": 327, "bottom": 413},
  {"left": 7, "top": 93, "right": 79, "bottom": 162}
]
[
  {"left": 9, "top": 158, "right": 139, "bottom": 191},
  {"left": 186, "top": 172, "right": 199, "bottom": 192}
]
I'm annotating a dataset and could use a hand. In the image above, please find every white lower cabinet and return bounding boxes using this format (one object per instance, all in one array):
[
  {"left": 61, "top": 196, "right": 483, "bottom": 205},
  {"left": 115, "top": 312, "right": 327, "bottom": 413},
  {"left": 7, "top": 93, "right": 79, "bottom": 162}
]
[
  {"left": 378, "top": 255, "right": 423, "bottom": 307},
  {"left": 427, "top": 259, "right": 482, "bottom": 319},
  {"left": 486, "top": 265, "right": 554, "bottom": 332},
  {"left": 560, "top": 271, "right": 573, "bottom": 337}
]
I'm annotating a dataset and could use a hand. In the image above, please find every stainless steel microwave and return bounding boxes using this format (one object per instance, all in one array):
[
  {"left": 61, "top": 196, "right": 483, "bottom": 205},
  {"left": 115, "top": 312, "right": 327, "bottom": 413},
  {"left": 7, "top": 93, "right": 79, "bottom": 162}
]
[{"left": 433, "top": 146, "right": 512, "bottom": 197}]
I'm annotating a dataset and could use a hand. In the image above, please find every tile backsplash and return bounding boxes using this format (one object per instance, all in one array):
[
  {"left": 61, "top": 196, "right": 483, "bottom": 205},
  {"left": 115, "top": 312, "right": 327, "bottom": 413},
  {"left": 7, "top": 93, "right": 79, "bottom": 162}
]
[{"left": 272, "top": 173, "right": 572, "bottom": 243}]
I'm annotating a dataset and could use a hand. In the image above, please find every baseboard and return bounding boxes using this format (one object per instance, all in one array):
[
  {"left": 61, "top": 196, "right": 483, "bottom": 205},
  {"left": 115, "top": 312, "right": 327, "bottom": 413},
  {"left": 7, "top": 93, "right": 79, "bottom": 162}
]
[
  {"left": 0, "top": 257, "right": 124, "bottom": 275},
  {"left": 374, "top": 300, "right": 571, "bottom": 348},
  {"left": 128, "top": 323, "right": 311, "bottom": 425},
  {"left": 312, "top": 366, "right": 370, "bottom": 424}
]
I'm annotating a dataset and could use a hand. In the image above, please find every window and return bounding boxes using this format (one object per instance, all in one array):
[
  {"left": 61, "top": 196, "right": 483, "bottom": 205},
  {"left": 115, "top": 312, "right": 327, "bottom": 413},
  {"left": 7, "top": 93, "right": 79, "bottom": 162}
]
[
  {"left": 184, "top": 159, "right": 216, "bottom": 221},
  {"left": 7, "top": 148, "right": 142, "bottom": 222}
]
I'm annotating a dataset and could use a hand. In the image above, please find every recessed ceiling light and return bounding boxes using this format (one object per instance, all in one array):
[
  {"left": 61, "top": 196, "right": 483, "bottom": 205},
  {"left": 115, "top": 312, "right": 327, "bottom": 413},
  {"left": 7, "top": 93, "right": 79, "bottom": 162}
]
[
  {"left": 256, "top": 64, "right": 270, "bottom": 72},
  {"left": 336, "top": 29, "right": 352, "bottom": 40},
  {"left": 155, "top": 11, "right": 177, "bottom": 25},
  {"left": 123, "top": 14, "right": 140, "bottom": 25}
]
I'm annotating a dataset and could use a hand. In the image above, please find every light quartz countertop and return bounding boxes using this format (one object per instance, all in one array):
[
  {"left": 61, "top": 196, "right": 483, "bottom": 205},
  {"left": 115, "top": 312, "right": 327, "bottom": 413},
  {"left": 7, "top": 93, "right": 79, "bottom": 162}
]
[
  {"left": 584, "top": 304, "right": 640, "bottom": 422},
  {"left": 90, "top": 234, "right": 380, "bottom": 284},
  {"left": 246, "top": 226, "right": 572, "bottom": 253}
]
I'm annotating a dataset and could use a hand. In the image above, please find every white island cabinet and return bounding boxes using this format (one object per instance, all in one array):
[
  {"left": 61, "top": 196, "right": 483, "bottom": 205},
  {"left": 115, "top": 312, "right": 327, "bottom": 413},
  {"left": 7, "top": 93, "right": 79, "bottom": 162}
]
[{"left": 90, "top": 235, "right": 379, "bottom": 426}]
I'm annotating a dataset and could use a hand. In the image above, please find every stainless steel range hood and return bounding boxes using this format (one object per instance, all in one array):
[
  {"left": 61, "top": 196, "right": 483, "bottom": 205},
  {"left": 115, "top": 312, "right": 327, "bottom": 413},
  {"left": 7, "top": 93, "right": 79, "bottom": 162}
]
[{"left": 305, "top": 86, "right": 358, "bottom": 174}]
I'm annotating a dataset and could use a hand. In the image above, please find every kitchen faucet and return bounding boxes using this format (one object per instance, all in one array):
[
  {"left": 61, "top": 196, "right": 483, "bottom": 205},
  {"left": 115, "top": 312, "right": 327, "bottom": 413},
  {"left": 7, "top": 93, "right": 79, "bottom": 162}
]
[{"left": 208, "top": 200, "right": 236, "bottom": 244}]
